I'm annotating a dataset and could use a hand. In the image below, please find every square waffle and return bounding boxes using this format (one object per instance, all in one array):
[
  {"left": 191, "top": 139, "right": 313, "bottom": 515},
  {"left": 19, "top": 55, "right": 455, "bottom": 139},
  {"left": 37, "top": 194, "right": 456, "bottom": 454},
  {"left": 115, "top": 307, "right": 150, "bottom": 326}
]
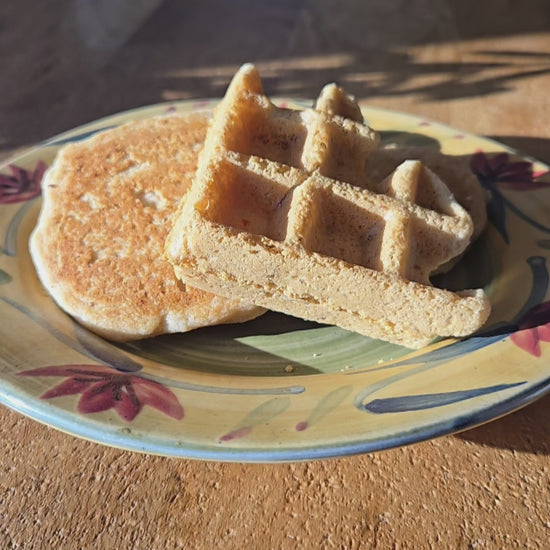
[{"left": 166, "top": 64, "right": 490, "bottom": 348}]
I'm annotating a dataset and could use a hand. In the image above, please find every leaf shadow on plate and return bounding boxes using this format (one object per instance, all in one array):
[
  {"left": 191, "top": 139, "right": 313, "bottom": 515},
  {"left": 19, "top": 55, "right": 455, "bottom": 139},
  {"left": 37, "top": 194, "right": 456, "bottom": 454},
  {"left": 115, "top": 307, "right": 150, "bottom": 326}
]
[
  {"left": 487, "top": 136, "right": 550, "bottom": 166},
  {"left": 456, "top": 391, "right": 550, "bottom": 455},
  {"left": 378, "top": 130, "right": 441, "bottom": 150},
  {"left": 431, "top": 236, "right": 494, "bottom": 292}
]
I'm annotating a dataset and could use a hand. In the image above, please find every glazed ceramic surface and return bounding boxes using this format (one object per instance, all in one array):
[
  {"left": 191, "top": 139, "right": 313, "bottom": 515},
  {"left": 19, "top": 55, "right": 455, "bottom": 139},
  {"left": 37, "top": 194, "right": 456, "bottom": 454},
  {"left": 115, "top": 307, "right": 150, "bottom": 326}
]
[{"left": 1, "top": 99, "right": 550, "bottom": 462}]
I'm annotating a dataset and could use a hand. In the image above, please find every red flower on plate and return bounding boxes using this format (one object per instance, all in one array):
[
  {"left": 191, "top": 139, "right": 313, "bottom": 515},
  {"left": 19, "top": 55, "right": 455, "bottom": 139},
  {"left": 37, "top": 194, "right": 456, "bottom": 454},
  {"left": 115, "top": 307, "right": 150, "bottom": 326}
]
[
  {"left": 0, "top": 161, "right": 47, "bottom": 204},
  {"left": 511, "top": 325, "right": 550, "bottom": 357},
  {"left": 469, "top": 151, "right": 550, "bottom": 242},
  {"left": 470, "top": 151, "right": 549, "bottom": 190},
  {"left": 19, "top": 364, "right": 184, "bottom": 421},
  {"left": 510, "top": 301, "right": 550, "bottom": 357}
]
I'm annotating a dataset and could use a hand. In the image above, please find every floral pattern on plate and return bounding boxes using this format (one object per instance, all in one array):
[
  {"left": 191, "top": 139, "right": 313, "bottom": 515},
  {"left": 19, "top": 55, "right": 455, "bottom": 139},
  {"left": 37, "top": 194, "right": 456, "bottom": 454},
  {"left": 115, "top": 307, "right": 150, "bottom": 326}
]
[
  {"left": 0, "top": 99, "right": 549, "bottom": 461},
  {"left": 18, "top": 364, "right": 184, "bottom": 422},
  {"left": 0, "top": 161, "right": 46, "bottom": 205}
]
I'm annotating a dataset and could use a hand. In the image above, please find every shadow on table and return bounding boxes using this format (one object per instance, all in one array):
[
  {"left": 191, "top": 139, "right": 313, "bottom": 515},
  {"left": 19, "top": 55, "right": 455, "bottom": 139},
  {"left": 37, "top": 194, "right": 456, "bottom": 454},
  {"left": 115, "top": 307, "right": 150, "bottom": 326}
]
[
  {"left": 456, "top": 391, "right": 550, "bottom": 455},
  {"left": 3, "top": 0, "right": 550, "bottom": 154}
]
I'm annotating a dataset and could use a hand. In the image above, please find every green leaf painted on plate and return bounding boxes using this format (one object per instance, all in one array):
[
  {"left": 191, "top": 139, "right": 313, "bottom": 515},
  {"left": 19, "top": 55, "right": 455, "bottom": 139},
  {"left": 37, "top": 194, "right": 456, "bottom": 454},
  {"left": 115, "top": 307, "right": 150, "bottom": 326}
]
[
  {"left": 296, "top": 385, "right": 352, "bottom": 431},
  {"left": 0, "top": 269, "right": 12, "bottom": 284},
  {"left": 238, "top": 396, "right": 291, "bottom": 427},
  {"left": 4, "top": 200, "right": 36, "bottom": 257},
  {"left": 220, "top": 397, "right": 290, "bottom": 441}
]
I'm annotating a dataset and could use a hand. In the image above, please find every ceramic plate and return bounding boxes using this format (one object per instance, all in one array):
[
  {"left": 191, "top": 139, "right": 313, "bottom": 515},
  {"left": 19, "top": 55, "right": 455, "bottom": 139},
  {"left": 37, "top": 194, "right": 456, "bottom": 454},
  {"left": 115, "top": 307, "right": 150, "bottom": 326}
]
[{"left": 1, "top": 99, "right": 550, "bottom": 462}]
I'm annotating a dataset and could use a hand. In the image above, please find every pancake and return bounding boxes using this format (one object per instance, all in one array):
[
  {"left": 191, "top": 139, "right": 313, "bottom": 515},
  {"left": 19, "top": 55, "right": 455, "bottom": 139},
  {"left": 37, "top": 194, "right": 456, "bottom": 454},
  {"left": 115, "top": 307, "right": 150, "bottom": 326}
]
[{"left": 30, "top": 112, "right": 264, "bottom": 341}]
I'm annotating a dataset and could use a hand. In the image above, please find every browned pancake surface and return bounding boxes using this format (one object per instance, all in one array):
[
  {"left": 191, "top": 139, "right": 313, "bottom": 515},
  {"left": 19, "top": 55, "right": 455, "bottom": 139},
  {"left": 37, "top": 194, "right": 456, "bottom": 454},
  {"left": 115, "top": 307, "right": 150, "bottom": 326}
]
[{"left": 30, "top": 113, "right": 263, "bottom": 340}]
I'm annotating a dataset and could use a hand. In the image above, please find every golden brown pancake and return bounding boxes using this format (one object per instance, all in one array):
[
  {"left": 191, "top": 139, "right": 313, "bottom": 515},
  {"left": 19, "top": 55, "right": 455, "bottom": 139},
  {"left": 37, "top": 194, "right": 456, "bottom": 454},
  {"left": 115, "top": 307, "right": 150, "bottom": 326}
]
[{"left": 30, "top": 112, "right": 264, "bottom": 341}]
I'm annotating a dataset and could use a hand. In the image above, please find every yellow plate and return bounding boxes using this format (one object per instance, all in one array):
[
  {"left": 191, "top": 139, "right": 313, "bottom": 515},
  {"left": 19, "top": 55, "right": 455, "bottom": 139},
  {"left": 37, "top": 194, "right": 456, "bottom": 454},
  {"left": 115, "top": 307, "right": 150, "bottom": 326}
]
[{"left": 1, "top": 99, "right": 549, "bottom": 461}]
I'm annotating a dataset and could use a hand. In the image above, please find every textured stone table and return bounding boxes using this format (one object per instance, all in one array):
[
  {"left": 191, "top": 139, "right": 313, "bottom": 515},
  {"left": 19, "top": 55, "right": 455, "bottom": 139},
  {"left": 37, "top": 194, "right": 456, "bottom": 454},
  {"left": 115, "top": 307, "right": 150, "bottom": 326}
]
[{"left": 2, "top": 1, "right": 550, "bottom": 548}]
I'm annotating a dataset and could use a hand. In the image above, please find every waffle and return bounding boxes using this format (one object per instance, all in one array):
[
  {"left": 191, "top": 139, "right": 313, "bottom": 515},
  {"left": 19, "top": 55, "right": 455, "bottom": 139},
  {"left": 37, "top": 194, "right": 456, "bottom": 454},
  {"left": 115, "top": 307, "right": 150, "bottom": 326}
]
[
  {"left": 166, "top": 65, "right": 491, "bottom": 348},
  {"left": 365, "top": 145, "right": 489, "bottom": 248}
]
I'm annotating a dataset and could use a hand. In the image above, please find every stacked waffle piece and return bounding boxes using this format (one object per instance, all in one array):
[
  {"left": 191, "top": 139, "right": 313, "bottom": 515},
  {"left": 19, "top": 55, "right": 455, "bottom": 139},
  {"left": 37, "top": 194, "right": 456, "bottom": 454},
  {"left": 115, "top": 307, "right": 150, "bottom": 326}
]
[{"left": 166, "top": 64, "right": 491, "bottom": 348}]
